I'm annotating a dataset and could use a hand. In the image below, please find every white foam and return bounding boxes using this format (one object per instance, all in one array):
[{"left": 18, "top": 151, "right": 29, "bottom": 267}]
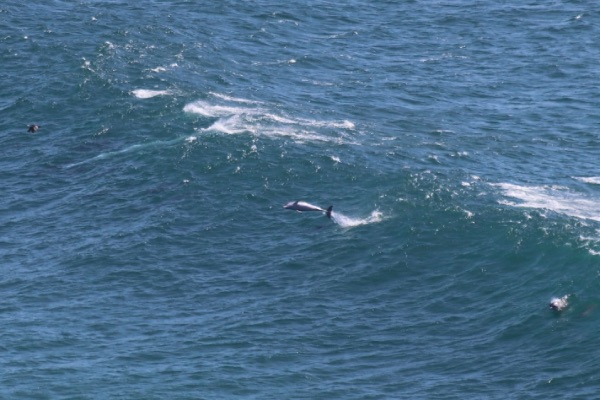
[
  {"left": 268, "top": 116, "right": 355, "bottom": 139},
  {"left": 295, "top": 117, "right": 355, "bottom": 130},
  {"left": 202, "top": 115, "right": 254, "bottom": 135},
  {"left": 574, "top": 176, "right": 600, "bottom": 185},
  {"left": 263, "top": 113, "right": 297, "bottom": 125},
  {"left": 495, "top": 182, "right": 600, "bottom": 222},
  {"left": 578, "top": 230, "right": 600, "bottom": 256},
  {"left": 209, "top": 92, "right": 262, "bottom": 104},
  {"left": 198, "top": 113, "right": 331, "bottom": 142},
  {"left": 264, "top": 127, "right": 331, "bottom": 142},
  {"left": 184, "top": 95, "right": 355, "bottom": 143},
  {"left": 183, "top": 100, "right": 257, "bottom": 117},
  {"left": 331, "top": 210, "right": 383, "bottom": 228},
  {"left": 132, "top": 89, "right": 171, "bottom": 99}
]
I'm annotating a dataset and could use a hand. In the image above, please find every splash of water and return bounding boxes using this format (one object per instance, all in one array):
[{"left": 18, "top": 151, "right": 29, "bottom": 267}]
[{"left": 331, "top": 210, "right": 383, "bottom": 228}]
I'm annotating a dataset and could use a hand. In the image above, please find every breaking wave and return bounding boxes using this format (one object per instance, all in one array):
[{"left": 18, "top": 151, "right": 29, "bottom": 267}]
[
  {"left": 183, "top": 92, "right": 355, "bottom": 143},
  {"left": 495, "top": 182, "right": 600, "bottom": 223}
]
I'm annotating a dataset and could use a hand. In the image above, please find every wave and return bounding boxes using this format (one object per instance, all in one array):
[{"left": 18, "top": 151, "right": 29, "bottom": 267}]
[
  {"left": 183, "top": 100, "right": 259, "bottom": 118},
  {"left": 209, "top": 92, "right": 264, "bottom": 104},
  {"left": 183, "top": 92, "right": 355, "bottom": 143},
  {"left": 202, "top": 115, "right": 254, "bottom": 135},
  {"left": 331, "top": 210, "right": 384, "bottom": 228},
  {"left": 200, "top": 117, "right": 334, "bottom": 142},
  {"left": 579, "top": 233, "right": 600, "bottom": 256},
  {"left": 494, "top": 182, "right": 600, "bottom": 222},
  {"left": 574, "top": 176, "right": 600, "bottom": 185},
  {"left": 131, "top": 89, "right": 172, "bottom": 99}
]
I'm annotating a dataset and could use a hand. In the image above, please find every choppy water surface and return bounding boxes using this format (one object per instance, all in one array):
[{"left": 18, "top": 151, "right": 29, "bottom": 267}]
[{"left": 2, "top": 1, "right": 600, "bottom": 398}]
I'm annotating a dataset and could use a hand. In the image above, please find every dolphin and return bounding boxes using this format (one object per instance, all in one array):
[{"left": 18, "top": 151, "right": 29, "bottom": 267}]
[{"left": 284, "top": 201, "right": 333, "bottom": 219}]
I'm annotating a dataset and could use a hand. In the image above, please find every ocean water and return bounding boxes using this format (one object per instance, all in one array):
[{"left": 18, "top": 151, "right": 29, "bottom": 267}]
[{"left": 2, "top": 1, "right": 600, "bottom": 398}]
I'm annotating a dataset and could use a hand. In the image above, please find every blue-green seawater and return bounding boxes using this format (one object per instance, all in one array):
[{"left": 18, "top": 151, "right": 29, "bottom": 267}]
[{"left": 2, "top": 1, "right": 600, "bottom": 398}]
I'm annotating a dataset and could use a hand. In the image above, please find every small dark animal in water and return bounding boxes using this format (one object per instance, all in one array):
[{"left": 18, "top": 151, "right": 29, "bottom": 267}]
[{"left": 27, "top": 124, "right": 40, "bottom": 133}]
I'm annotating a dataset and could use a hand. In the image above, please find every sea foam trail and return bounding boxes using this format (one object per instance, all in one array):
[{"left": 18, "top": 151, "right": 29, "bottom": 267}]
[
  {"left": 495, "top": 183, "right": 600, "bottom": 223},
  {"left": 65, "top": 137, "right": 184, "bottom": 169},
  {"left": 331, "top": 210, "right": 383, "bottom": 228}
]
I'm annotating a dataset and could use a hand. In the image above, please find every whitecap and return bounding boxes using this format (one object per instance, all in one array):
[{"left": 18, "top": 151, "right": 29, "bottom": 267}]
[
  {"left": 202, "top": 115, "right": 253, "bottom": 135},
  {"left": 183, "top": 100, "right": 257, "bottom": 117},
  {"left": 132, "top": 89, "right": 172, "bottom": 99},
  {"left": 262, "top": 113, "right": 297, "bottom": 125},
  {"left": 185, "top": 95, "right": 354, "bottom": 144},
  {"left": 574, "top": 177, "right": 600, "bottom": 185},
  {"left": 494, "top": 182, "right": 600, "bottom": 222},
  {"left": 295, "top": 117, "right": 355, "bottom": 130}
]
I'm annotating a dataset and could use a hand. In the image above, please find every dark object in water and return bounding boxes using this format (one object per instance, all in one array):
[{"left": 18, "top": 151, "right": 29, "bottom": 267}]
[{"left": 549, "top": 295, "right": 569, "bottom": 311}]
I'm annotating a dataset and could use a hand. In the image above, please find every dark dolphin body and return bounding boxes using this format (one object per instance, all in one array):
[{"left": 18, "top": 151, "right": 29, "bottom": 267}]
[
  {"left": 284, "top": 201, "right": 333, "bottom": 219},
  {"left": 27, "top": 124, "right": 40, "bottom": 133}
]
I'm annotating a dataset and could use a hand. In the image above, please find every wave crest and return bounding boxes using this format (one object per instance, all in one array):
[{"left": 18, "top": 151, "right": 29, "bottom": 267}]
[
  {"left": 184, "top": 92, "right": 355, "bottom": 143},
  {"left": 495, "top": 182, "right": 600, "bottom": 222}
]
